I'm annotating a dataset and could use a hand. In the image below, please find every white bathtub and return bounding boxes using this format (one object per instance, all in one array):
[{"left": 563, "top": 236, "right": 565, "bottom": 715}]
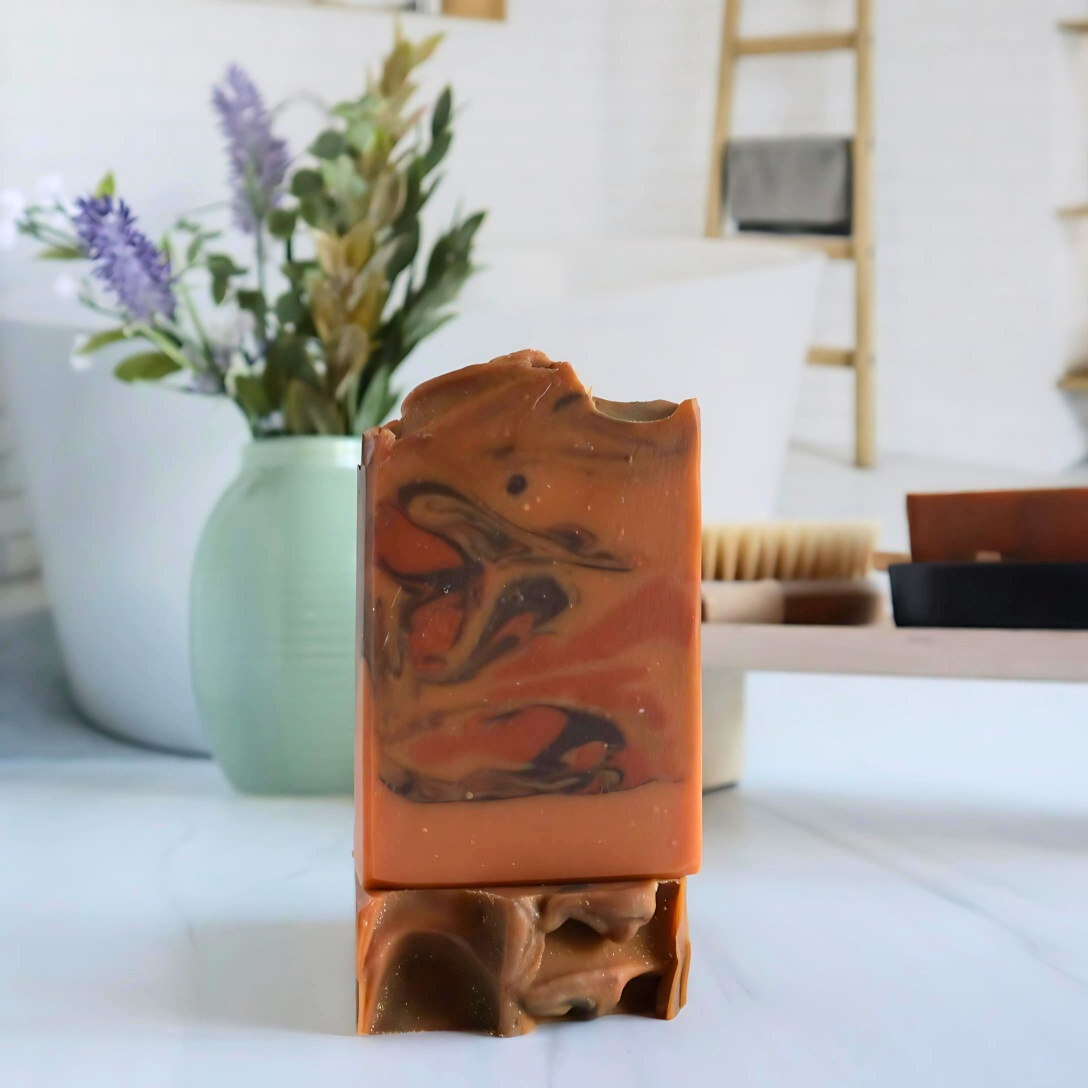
[
  {"left": 400, "top": 239, "right": 824, "bottom": 521},
  {"left": 2, "top": 318, "right": 248, "bottom": 754},
  {"left": 2, "top": 237, "right": 821, "bottom": 753}
]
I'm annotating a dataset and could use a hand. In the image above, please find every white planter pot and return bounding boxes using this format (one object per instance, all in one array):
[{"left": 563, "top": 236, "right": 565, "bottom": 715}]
[{"left": 2, "top": 320, "right": 247, "bottom": 753}]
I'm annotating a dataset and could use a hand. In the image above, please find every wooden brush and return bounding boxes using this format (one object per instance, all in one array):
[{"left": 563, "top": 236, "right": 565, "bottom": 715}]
[
  {"left": 701, "top": 521, "right": 884, "bottom": 625},
  {"left": 701, "top": 520, "right": 881, "bottom": 582}
]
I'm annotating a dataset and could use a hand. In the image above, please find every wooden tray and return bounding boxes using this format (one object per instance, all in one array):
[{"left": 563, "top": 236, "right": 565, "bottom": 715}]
[{"left": 701, "top": 621, "right": 1088, "bottom": 682}]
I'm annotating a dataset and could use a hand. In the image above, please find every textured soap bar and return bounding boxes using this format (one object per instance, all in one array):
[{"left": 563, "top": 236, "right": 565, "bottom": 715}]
[
  {"left": 357, "top": 350, "right": 702, "bottom": 888},
  {"left": 356, "top": 878, "right": 689, "bottom": 1035},
  {"left": 907, "top": 488, "right": 1088, "bottom": 563}
]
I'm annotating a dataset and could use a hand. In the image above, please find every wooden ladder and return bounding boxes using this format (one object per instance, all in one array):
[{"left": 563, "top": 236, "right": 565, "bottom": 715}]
[{"left": 704, "top": 0, "right": 875, "bottom": 467}]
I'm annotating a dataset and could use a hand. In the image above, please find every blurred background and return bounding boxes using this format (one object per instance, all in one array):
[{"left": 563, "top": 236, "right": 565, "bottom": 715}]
[
  {"left": 3, "top": 1, "right": 1088, "bottom": 1081},
  {"left": 6, "top": 0, "right": 1088, "bottom": 605}
]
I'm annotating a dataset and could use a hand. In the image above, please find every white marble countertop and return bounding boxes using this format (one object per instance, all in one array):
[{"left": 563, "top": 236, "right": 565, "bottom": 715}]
[{"left": 2, "top": 626, "right": 1088, "bottom": 1085}]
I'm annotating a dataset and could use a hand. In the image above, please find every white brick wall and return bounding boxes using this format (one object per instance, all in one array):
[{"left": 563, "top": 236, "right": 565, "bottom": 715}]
[{"left": 0, "top": 0, "right": 1084, "bottom": 472}]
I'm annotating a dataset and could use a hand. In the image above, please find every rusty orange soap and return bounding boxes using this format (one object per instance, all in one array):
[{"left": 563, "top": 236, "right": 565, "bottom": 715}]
[
  {"left": 356, "top": 350, "right": 702, "bottom": 888},
  {"left": 356, "top": 878, "right": 690, "bottom": 1035}
]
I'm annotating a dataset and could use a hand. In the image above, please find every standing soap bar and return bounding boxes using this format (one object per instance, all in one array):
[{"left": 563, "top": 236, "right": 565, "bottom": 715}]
[{"left": 357, "top": 350, "right": 702, "bottom": 888}]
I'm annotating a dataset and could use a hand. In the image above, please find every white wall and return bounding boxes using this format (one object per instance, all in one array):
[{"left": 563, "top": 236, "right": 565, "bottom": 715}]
[
  {"left": 728, "top": 0, "right": 1084, "bottom": 472},
  {"left": 1, "top": 0, "right": 1085, "bottom": 472}
]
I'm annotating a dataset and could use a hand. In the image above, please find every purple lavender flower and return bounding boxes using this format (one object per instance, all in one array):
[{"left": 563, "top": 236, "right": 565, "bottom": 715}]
[
  {"left": 212, "top": 65, "right": 290, "bottom": 234},
  {"left": 73, "top": 196, "right": 176, "bottom": 320}
]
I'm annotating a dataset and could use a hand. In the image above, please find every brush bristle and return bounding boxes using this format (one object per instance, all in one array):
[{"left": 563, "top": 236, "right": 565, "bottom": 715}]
[{"left": 701, "top": 521, "right": 879, "bottom": 581}]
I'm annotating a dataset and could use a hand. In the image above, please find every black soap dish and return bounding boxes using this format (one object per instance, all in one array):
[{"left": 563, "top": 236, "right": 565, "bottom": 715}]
[{"left": 889, "top": 562, "right": 1088, "bottom": 630}]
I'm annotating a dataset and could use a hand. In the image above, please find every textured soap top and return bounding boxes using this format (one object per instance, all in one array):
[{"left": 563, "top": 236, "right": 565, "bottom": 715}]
[{"left": 357, "top": 349, "right": 702, "bottom": 887}]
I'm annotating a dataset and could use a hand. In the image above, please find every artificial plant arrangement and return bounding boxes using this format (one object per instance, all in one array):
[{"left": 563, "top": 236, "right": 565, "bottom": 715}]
[{"left": 5, "top": 29, "right": 484, "bottom": 437}]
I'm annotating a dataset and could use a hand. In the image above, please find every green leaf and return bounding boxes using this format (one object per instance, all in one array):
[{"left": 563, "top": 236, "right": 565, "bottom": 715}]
[
  {"left": 151, "top": 326, "right": 184, "bottom": 348},
  {"left": 233, "top": 374, "right": 273, "bottom": 418},
  {"left": 345, "top": 119, "right": 376, "bottom": 154},
  {"left": 94, "top": 171, "right": 116, "bottom": 198},
  {"left": 284, "top": 379, "right": 344, "bottom": 435},
  {"left": 320, "top": 156, "right": 367, "bottom": 203},
  {"left": 403, "top": 309, "right": 454, "bottom": 351},
  {"left": 432, "top": 87, "right": 452, "bottom": 140},
  {"left": 420, "top": 212, "right": 483, "bottom": 297},
  {"left": 261, "top": 334, "right": 291, "bottom": 407},
  {"left": 423, "top": 173, "right": 444, "bottom": 206},
  {"left": 460, "top": 210, "right": 486, "bottom": 238},
  {"left": 334, "top": 92, "right": 381, "bottom": 120},
  {"left": 290, "top": 168, "right": 325, "bottom": 198},
  {"left": 412, "top": 33, "right": 443, "bottom": 68},
  {"left": 113, "top": 352, "right": 182, "bottom": 382},
  {"left": 381, "top": 37, "right": 415, "bottom": 97},
  {"left": 184, "top": 228, "right": 222, "bottom": 264},
  {"left": 297, "top": 197, "right": 321, "bottom": 228},
  {"left": 354, "top": 364, "right": 394, "bottom": 433},
  {"left": 267, "top": 333, "right": 319, "bottom": 387},
  {"left": 371, "top": 317, "right": 404, "bottom": 374},
  {"left": 385, "top": 220, "right": 419, "bottom": 283},
  {"left": 38, "top": 245, "right": 84, "bottom": 260},
  {"left": 76, "top": 328, "right": 128, "bottom": 355},
  {"left": 236, "top": 290, "right": 268, "bottom": 323},
  {"left": 262, "top": 355, "right": 286, "bottom": 408},
  {"left": 282, "top": 259, "right": 318, "bottom": 287},
  {"left": 310, "top": 129, "right": 347, "bottom": 160},
  {"left": 394, "top": 166, "right": 423, "bottom": 232},
  {"left": 421, "top": 130, "right": 451, "bottom": 177},
  {"left": 206, "top": 253, "right": 247, "bottom": 306},
  {"left": 267, "top": 208, "right": 297, "bottom": 240},
  {"left": 390, "top": 210, "right": 485, "bottom": 354},
  {"left": 205, "top": 254, "right": 247, "bottom": 277},
  {"left": 298, "top": 193, "right": 334, "bottom": 229},
  {"left": 274, "top": 291, "right": 305, "bottom": 328}
]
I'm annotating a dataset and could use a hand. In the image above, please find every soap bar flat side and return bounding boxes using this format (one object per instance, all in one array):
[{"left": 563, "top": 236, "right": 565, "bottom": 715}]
[
  {"left": 355, "top": 878, "right": 690, "bottom": 1035},
  {"left": 356, "top": 349, "right": 702, "bottom": 888}
]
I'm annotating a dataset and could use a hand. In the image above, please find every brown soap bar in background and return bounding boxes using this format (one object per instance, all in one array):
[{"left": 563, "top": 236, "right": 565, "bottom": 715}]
[
  {"left": 357, "top": 350, "right": 702, "bottom": 888},
  {"left": 356, "top": 878, "right": 690, "bottom": 1036},
  {"left": 907, "top": 488, "right": 1088, "bottom": 563}
]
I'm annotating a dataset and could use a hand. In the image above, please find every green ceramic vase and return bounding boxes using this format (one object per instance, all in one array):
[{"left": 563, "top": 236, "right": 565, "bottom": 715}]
[{"left": 190, "top": 436, "right": 361, "bottom": 794}]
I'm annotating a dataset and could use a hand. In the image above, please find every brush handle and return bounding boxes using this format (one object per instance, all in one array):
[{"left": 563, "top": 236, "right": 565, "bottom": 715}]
[{"left": 702, "top": 579, "right": 884, "bottom": 625}]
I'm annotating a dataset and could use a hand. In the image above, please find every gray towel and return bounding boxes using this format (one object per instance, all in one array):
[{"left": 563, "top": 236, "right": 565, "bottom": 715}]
[{"left": 724, "top": 136, "right": 852, "bottom": 236}]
